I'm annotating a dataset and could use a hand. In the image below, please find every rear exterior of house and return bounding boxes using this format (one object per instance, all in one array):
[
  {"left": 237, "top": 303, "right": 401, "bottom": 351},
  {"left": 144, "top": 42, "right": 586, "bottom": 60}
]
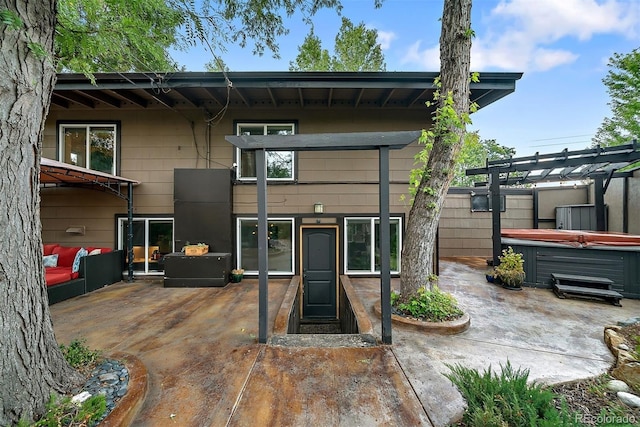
[{"left": 41, "top": 71, "right": 522, "bottom": 281}]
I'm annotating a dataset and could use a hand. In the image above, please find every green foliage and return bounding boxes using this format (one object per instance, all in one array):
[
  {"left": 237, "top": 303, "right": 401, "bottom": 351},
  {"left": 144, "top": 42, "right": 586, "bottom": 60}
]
[
  {"left": 289, "top": 17, "right": 386, "bottom": 71},
  {"left": 392, "top": 285, "right": 463, "bottom": 322},
  {"left": 53, "top": 0, "right": 351, "bottom": 75},
  {"left": 59, "top": 339, "right": 101, "bottom": 369},
  {"left": 452, "top": 138, "right": 516, "bottom": 187},
  {"left": 445, "top": 361, "right": 582, "bottom": 426},
  {"left": 494, "top": 246, "right": 525, "bottom": 287},
  {"left": 593, "top": 48, "right": 640, "bottom": 147},
  {"left": 20, "top": 394, "right": 106, "bottom": 427},
  {"left": 406, "top": 76, "right": 480, "bottom": 202},
  {"left": 56, "top": 0, "right": 183, "bottom": 75},
  {"left": 1, "top": 9, "right": 22, "bottom": 30}
]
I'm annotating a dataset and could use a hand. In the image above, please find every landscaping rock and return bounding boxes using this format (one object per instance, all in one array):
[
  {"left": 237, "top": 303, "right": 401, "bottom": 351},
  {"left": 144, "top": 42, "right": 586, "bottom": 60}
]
[
  {"left": 612, "top": 361, "right": 640, "bottom": 390},
  {"left": 617, "top": 391, "right": 640, "bottom": 408},
  {"left": 604, "top": 328, "right": 626, "bottom": 357},
  {"left": 607, "top": 379, "right": 630, "bottom": 392},
  {"left": 617, "top": 317, "right": 640, "bottom": 327}
]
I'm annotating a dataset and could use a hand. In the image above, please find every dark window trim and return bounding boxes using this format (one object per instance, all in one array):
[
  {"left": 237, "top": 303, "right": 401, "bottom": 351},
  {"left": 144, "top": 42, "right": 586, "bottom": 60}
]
[
  {"left": 232, "top": 120, "right": 299, "bottom": 183},
  {"left": 56, "top": 120, "right": 122, "bottom": 175}
]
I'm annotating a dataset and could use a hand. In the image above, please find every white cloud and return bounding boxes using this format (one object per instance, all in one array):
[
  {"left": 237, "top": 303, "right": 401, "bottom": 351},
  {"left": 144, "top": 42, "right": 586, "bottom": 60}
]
[
  {"left": 376, "top": 30, "right": 397, "bottom": 50},
  {"left": 401, "top": 0, "right": 639, "bottom": 72},
  {"left": 401, "top": 40, "right": 440, "bottom": 69}
]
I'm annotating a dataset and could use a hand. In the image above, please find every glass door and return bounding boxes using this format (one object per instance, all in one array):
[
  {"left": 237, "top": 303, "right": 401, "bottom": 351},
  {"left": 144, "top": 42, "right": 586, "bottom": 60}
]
[{"left": 118, "top": 218, "right": 174, "bottom": 275}]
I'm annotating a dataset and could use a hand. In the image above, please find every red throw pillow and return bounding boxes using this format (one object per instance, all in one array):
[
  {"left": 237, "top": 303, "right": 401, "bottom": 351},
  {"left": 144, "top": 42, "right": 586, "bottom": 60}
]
[
  {"left": 52, "top": 246, "right": 81, "bottom": 268},
  {"left": 43, "top": 244, "right": 60, "bottom": 256}
]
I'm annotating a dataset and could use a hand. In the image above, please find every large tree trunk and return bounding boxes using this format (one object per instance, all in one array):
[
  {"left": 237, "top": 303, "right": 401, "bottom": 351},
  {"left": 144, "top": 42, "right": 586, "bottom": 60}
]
[
  {"left": 0, "top": 1, "right": 82, "bottom": 424},
  {"left": 400, "top": 0, "right": 472, "bottom": 296}
]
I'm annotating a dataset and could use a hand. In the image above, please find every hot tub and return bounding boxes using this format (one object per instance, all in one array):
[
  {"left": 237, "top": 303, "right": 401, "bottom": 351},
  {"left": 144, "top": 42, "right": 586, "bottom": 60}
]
[{"left": 501, "top": 229, "right": 640, "bottom": 299}]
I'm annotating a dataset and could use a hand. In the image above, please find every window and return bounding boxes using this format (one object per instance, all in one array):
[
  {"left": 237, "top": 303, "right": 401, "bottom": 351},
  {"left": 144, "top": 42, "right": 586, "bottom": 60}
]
[
  {"left": 470, "top": 193, "right": 506, "bottom": 212},
  {"left": 236, "top": 123, "right": 295, "bottom": 180},
  {"left": 59, "top": 123, "right": 118, "bottom": 174},
  {"left": 237, "top": 218, "right": 294, "bottom": 274},
  {"left": 345, "top": 217, "right": 402, "bottom": 274},
  {"left": 118, "top": 217, "right": 174, "bottom": 275}
]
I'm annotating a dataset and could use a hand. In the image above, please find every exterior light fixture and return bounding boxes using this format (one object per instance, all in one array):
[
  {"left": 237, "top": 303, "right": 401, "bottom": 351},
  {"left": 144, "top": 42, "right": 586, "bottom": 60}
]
[{"left": 314, "top": 202, "right": 324, "bottom": 214}]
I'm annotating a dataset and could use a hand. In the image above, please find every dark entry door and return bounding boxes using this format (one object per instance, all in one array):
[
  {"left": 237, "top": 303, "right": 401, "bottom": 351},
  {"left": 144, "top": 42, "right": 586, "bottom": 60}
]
[{"left": 302, "top": 227, "right": 337, "bottom": 319}]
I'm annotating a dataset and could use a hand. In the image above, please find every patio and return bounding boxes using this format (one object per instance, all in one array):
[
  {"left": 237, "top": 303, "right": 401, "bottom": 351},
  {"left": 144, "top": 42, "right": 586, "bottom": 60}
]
[{"left": 50, "top": 259, "right": 640, "bottom": 426}]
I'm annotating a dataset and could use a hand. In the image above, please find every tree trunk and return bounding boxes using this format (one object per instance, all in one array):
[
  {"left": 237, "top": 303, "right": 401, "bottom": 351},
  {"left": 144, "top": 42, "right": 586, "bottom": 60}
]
[
  {"left": 0, "top": 1, "right": 83, "bottom": 424},
  {"left": 400, "top": 0, "right": 472, "bottom": 296}
]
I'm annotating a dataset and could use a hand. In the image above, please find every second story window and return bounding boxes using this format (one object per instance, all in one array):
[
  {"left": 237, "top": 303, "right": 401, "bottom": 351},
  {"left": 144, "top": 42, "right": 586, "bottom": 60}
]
[
  {"left": 59, "top": 123, "right": 118, "bottom": 175},
  {"left": 236, "top": 123, "right": 295, "bottom": 181}
]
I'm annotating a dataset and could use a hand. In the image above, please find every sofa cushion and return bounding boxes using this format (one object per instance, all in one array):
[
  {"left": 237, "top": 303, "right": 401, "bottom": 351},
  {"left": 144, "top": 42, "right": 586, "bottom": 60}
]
[
  {"left": 45, "top": 270, "right": 74, "bottom": 286},
  {"left": 88, "top": 248, "right": 101, "bottom": 255},
  {"left": 43, "top": 244, "right": 60, "bottom": 256},
  {"left": 72, "top": 248, "right": 88, "bottom": 273},
  {"left": 43, "top": 254, "right": 58, "bottom": 268},
  {"left": 52, "top": 246, "right": 81, "bottom": 268}
]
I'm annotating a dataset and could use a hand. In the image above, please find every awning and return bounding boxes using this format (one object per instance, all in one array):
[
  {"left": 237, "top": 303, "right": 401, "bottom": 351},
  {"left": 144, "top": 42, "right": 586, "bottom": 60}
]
[{"left": 40, "top": 157, "right": 139, "bottom": 199}]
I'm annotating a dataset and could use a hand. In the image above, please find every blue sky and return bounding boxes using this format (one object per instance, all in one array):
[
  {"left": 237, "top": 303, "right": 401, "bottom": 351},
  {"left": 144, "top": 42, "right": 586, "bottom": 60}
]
[{"left": 172, "top": 0, "right": 640, "bottom": 157}]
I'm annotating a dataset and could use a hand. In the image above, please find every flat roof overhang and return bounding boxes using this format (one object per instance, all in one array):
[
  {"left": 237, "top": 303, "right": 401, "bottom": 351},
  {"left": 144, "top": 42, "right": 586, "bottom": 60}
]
[{"left": 51, "top": 71, "right": 523, "bottom": 112}]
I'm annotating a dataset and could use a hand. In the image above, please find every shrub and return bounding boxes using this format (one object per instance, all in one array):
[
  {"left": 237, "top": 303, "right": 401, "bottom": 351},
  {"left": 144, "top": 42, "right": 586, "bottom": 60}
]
[
  {"left": 494, "top": 246, "right": 525, "bottom": 287},
  {"left": 445, "top": 361, "right": 581, "bottom": 426},
  {"left": 392, "top": 285, "right": 463, "bottom": 322}
]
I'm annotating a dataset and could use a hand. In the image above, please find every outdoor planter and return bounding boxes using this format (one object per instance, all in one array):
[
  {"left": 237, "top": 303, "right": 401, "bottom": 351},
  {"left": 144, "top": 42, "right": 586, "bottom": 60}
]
[{"left": 230, "top": 269, "right": 244, "bottom": 283}]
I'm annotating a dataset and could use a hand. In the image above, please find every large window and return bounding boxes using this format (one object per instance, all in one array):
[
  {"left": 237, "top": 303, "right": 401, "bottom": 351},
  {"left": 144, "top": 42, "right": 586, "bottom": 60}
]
[
  {"left": 237, "top": 218, "right": 294, "bottom": 274},
  {"left": 236, "top": 123, "right": 295, "bottom": 180},
  {"left": 118, "top": 217, "right": 174, "bottom": 275},
  {"left": 59, "top": 123, "right": 118, "bottom": 174},
  {"left": 345, "top": 217, "right": 402, "bottom": 274}
]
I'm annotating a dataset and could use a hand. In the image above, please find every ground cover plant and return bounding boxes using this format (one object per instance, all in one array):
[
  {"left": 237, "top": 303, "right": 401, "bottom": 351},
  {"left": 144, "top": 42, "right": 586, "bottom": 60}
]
[
  {"left": 391, "top": 284, "right": 463, "bottom": 322},
  {"left": 18, "top": 340, "right": 107, "bottom": 427}
]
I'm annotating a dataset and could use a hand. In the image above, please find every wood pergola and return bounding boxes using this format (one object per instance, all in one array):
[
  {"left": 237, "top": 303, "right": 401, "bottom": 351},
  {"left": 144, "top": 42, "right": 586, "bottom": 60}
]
[
  {"left": 466, "top": 141, "right": 640, "bottom": 267},
  {"left": 225, "top": 131, "right": 421, "bottom": 344}
]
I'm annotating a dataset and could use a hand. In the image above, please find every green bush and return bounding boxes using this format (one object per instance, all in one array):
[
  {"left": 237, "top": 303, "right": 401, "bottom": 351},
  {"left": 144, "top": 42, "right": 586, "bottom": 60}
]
[
  {"left": 494, "top": 246, "right": 525, "bottom": 287},
  {"left": 392, "top": 285, "right": 463, "bottom": 322},
  {"left": 445, "top": 361, "right": 582, "bottom": 426}
]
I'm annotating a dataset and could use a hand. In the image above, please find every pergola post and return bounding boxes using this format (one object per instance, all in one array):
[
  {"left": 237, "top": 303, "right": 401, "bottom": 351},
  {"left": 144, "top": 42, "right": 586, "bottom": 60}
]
[
  {"left": 127, "top": 182, "right": 134, "bottom": 282},
  {"left": 594, "top": 175, "right": 606, "bottom": 231},
  {"left": 256, "top": 149, "right": 269, "bottom": 344},
  {"left": 490, "top": 171, "right": 502, "bottom": 267},
  {"left": 379, "top": 146, "right": 392, "bottom": 345}
]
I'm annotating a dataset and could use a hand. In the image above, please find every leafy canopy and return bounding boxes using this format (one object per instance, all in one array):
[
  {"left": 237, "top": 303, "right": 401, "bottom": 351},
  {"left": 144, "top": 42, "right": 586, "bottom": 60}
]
[
  {"left": 593, "top": 48, "right": 640, "bottom": 147},
  {"left": 289, "top": 17, "right": 386, "bottom": 71},
  {"left": 53, "top": 0, "right": 357, "bottom": 75},
  {"left": 453, "top": 138, "right": 515, "bottom": 187}
]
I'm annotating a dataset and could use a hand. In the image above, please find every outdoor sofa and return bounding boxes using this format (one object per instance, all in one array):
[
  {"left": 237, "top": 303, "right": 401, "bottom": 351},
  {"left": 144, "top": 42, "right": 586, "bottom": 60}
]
[{"left": 43, "top": 244, "right": 124, "bottom": 304}]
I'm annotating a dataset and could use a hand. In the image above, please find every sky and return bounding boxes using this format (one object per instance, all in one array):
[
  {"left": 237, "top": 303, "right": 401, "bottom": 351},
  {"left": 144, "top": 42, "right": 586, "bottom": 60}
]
[{"left": 171, "top": 0, "right": 640, "bottom": 157}]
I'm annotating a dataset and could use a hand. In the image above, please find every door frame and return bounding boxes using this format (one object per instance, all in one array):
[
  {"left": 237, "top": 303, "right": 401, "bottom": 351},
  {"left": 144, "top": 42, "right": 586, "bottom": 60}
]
[{"left": 299, "top": 224, "right": 340, "bottom": 319}]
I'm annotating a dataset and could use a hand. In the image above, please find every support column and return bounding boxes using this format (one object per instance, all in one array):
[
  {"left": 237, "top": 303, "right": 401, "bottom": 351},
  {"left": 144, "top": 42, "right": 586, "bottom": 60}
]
[
  {"left": 127, "top": 182, "right": 134, "bottom": 282},
  {"left": 256, "top": 149, "right": 269, "bottom": 344},
  {"left": 379, "top": 146, "right": 392, "bottom": 345},
  {"left": 490, "top": 171, "right": 502, "bottom": 267},
  {"left": 594, "top": 175, "right": 606, "bottom": 231}
]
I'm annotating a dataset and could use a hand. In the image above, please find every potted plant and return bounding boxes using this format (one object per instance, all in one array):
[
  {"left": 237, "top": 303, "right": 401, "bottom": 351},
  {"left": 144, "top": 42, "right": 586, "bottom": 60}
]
[
  {"left": 493, "top": 246, "right": 525, "bottom": 290},
  {"left": 230, "top": 268, "right": 244, "bottom": 283}
]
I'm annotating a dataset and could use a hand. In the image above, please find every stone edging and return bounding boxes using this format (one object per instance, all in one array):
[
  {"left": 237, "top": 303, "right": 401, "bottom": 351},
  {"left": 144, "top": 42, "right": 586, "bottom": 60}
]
[
  {"left": 100, "top": 352, "right": 148, "bottom": 427},
  {"left": 373, "top": 301, "right": 470, "bottom": 335},
  {"left": 603, "top": 325, "right": 640, "bottom": 390}
]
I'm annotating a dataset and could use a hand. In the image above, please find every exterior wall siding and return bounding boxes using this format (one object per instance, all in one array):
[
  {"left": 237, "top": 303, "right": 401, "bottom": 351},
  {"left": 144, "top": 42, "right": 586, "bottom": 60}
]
[{"left": 41, "top": 105, "right": 640, "bottom": 260}]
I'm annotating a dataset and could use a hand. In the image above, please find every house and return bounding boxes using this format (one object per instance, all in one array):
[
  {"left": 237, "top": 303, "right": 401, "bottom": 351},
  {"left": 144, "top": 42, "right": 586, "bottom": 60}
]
[{"left": 41, "top": 71, "right": 523, "bottom": 293}]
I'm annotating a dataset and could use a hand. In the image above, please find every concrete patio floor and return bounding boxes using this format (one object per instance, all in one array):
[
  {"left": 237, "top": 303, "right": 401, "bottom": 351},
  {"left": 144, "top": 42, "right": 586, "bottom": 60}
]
[{"left": 50, "top": 259, "right": 640, "bottom": 426}]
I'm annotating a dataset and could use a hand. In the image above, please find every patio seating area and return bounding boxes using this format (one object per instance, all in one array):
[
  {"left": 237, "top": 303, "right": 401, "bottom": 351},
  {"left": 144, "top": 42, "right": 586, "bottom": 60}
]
[{"left": 50, "top": 259, "right": 640, "bottom": 426}]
